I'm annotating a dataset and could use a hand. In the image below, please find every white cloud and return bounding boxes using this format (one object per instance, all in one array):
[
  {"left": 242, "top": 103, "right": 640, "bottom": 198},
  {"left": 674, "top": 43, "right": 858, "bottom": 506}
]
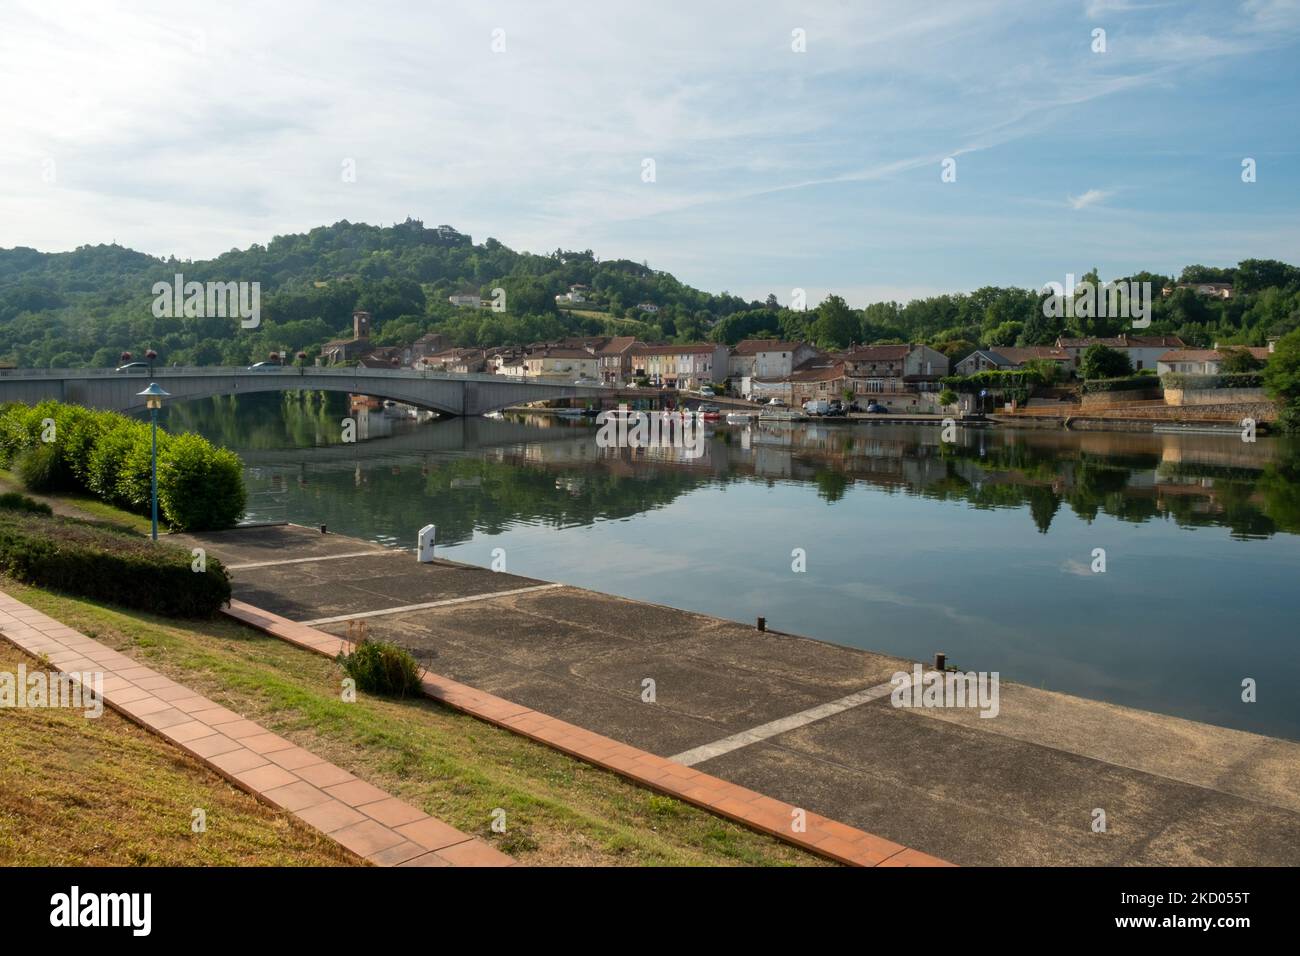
[{"left": 1067, "top": 189, "right": 1112, "bottom": 210}]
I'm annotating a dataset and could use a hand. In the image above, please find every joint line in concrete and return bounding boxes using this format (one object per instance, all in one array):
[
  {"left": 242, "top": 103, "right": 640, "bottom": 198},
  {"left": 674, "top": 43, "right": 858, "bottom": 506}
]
[
  {"left": 298, "top": 583, "right": 564, "bottom": 626},
  {"left": 228, "top": 549, "right": 406, "bottom": 570},
  {"left": 669, "top": 679, "right": 902, "bottom": 766}
]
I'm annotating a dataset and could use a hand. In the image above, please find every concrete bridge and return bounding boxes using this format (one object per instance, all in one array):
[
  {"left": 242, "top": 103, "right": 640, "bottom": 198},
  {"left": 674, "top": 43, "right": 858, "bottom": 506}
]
[{"left": 0, "top": 366, "right": 613, "bottom": 417}]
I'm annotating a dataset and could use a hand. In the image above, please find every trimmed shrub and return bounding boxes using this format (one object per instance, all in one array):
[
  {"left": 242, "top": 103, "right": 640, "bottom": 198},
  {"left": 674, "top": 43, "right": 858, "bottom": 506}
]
[
  {"left": 1160, "top": 372, "right": 1265, "bottom": 390},
  {"left": 1082, "top": 375, "right": 1162, "bottom": 394},
  {"left": 0, "top": 493, "right": 53, "bottom": 516},
  {"left": 0, "top": 511, "right": 231, "bottom": 617},
  {"left": 336, "top": 638, "right": 424, "bottom": 697},
  {"left": 0, "top": 401, "right": 245, "bottom": 530},
  {"left": 157, "top": 433, "right": 247, "bottom": 532}
]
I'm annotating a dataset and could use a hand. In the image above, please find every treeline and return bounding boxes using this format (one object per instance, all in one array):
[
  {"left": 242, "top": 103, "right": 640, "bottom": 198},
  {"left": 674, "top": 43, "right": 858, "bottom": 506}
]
[{"left": 1, "top": 218, "right": 1297, "bottom": 366}]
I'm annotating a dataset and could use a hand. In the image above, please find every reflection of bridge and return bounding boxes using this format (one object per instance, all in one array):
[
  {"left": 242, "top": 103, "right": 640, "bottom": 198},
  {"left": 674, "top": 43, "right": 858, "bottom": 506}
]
[
  {"left": 0, "top": 367, "right": 612, "bottom": 417},
  {"left": 237, "top": 415, "right": 592, "bottom": 466}
]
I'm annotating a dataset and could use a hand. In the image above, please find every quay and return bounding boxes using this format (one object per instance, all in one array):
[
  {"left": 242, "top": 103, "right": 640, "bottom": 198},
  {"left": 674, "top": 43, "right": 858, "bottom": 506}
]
[{"left": 175, "top": 523, "right": 1300, "bottom": 866}]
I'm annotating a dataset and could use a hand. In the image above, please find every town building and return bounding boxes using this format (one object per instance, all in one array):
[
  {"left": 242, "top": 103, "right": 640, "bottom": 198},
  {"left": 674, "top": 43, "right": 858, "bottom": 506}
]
[
  {"left": 1160, "top": 283, "right": 1234, "bottom": 300},
  {"left": 320, "top": 311, "right": 374, "bottom": 364},
  {"left": 840, "top": 343, "right": 949, "bottom": 397},
  {"left": 1055, "top": 334, "right": 1185, "bottom": 372},
  {"left": 597, "top": 336, "right": 641, "bottom": 385},
  {"left": 631, "top": 343, "right": 727, "bottom": 390},
  {"left": 523, "top": 347, "right": 600, "bottom": 381},
  {"left": 727, "top": 340, "right": 822, "bottom": 382},
  {"left": 1156, "top": 344, "right": 1272, "bottom": 376}
]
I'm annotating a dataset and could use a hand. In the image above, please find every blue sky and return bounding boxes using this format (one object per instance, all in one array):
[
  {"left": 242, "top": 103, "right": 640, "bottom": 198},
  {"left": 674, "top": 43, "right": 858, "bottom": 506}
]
[{"left": 1, "top": 0, "right": 1297, "bottom": 306}]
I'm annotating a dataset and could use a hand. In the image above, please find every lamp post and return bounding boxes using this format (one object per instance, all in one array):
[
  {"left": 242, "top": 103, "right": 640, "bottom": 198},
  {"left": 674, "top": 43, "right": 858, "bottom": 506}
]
[{"left": 136, "top": 383, "right": 170, "bottom": 541}]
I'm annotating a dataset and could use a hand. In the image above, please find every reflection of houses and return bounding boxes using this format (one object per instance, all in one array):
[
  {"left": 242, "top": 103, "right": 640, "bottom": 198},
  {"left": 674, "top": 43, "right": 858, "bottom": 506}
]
[{"left": 1056, "top": 334, "right": 1185, "bottom": 372}]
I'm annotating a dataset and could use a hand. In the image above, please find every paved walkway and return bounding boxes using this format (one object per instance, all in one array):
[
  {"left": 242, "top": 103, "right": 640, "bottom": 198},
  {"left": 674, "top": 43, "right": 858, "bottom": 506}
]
[
  {"left": 0, "top": 590, "right": 513, "bottom": 868},
  {"left": 180, "top": 524, "right": 1300, "bottom": 867},
  {"left": 227, "top": 598, "right": 946, "bottom": 867}
]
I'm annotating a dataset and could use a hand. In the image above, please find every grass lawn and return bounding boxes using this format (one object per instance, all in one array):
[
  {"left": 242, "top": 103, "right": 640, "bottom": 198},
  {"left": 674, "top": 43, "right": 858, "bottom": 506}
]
[
  {"left": 0, "top": 638, "right": 352, "bottom": 866},
  {"left": 0, "top": 468, "right": 153, "bottom": 534},
  {"left": 1, "top": 579, "right": 828, "bottom": 867}
]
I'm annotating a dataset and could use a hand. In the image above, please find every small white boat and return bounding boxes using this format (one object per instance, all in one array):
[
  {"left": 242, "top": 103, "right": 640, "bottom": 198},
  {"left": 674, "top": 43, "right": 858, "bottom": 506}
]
[
  {"left": 726, "top": 412, "right": 757, "bottom": 424},
  {"left": 556, "top": 408, "right": 587, "bottom": 420}
]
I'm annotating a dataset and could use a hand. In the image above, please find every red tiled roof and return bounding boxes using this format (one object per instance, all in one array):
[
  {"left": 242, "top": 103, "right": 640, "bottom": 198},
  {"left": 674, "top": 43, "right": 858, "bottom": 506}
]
[
  {"left": 844, "top": 345, "right": 910, "bottom": 360},
  {"left": 632, "top": 344, "right": 722, "bottom": 355},
  {"left": 732, "top": 339, "right": 802, "bottom": 355}
]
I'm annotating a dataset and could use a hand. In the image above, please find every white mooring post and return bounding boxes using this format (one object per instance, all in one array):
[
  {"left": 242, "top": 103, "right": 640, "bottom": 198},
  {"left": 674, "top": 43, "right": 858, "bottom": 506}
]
[{"left": 418, "top": 524, "right": 437, "bottom": 562}]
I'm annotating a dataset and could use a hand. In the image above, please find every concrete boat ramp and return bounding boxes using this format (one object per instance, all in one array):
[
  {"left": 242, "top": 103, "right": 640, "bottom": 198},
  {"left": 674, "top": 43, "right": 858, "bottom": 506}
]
[{"left": 174, "top": 523, "right": 1300, "bottom": 866}]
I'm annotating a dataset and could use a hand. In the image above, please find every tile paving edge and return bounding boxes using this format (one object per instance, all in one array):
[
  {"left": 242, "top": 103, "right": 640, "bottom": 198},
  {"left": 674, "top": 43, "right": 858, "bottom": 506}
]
[
  {"left": 0, "top": 592, "right": 513, "bottom": 869},
  {"left": 224, "top": 598, "right": 954, "bottom": 868}
]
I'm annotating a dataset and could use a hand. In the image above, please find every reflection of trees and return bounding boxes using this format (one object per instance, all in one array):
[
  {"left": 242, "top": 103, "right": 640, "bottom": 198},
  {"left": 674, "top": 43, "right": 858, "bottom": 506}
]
[
  {"left": 813, "top": 469, "right": 849, "bottom": 502},
  {"left": 177, "top": 395, "right": 1300, "bottom": 542}
]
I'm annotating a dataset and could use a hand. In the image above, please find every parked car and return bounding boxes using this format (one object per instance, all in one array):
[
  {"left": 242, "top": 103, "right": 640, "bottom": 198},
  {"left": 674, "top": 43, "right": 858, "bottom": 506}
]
[
  {"left": 866, "top": 403, "right": 890, "bottom": 414},
  {"left": 825, "top": 400, "right": 846, "bottom": 417},
  {"left": 803, "top": 399, "right": 830, "bottom": 416},
  {"left": 766, "top": 397, "right": 788, "bottom": 407},
  {"left": 115, "top": 361, "right": 151, "bottom": 373},
  {"left": 247, "top": 361, "right": 282, "bottom": 370}
]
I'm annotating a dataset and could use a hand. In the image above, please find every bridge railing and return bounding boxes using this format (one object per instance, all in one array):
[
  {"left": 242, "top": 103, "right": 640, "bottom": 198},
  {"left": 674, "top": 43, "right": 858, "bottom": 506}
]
[{"left": 0, "top": 366, "right": 612, "bottom": 389}]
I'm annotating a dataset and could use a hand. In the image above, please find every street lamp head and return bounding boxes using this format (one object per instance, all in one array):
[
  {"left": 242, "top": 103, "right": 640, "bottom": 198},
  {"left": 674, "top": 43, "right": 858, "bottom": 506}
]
[{"left": 137, "top": 382, "right": 171, "bottom": 410}]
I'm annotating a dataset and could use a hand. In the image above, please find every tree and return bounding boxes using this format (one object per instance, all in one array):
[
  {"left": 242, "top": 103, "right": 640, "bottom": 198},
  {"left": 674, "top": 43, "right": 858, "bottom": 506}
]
[
  {"left": 1218, "top": 347, "right": 1264, "bottom": 373},
  {"left": 1263, "top": 328, "right": 1300, "bottom": 432},
  {"left": 1079, "top": 344, "right": 1132, "bottom": 380},
  {"left": 812, "top": 294, "right": 858, "bottom": 349}
]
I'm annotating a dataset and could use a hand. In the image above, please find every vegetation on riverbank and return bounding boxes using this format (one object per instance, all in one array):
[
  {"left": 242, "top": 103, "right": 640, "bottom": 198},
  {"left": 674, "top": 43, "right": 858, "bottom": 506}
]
[
  {"left": 0, "top": 400, "right": 245, "bottom": 530},
  {"left": 0, "top": 497, "right": 230, "bottom": 616}
]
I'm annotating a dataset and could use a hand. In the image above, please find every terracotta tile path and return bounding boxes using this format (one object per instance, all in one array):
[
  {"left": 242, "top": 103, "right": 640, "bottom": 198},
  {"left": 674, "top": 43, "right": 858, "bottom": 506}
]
[
  {"left": 0, "top": 590, "right": 513, "bottom": 868},
  {"left": 226, "top": 599, "right": 953, "bottom": 867}
]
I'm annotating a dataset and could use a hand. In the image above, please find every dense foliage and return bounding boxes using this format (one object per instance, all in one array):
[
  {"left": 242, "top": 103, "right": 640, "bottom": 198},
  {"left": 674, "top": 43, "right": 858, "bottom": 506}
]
[
  {"left": 0, "top": 401, "right": 246, "bottom": 530},
  {"left": 0, "top": 509, "right": 231, "bottom": 616},
  {"left": 2, "top": 220, "right": 1298, "bottom": 362}
]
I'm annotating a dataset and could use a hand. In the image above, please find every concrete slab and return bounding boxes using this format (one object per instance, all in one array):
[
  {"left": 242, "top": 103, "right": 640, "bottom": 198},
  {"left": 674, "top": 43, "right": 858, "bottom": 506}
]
[{"left": 189, "top": 525, "right": 1300, "bottom": 867}]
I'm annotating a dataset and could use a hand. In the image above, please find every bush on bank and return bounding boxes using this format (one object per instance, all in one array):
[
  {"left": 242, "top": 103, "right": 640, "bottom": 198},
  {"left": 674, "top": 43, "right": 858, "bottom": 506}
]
[
  {"left": 1081, "top": 375, "right": 1163, "bottom": 394},
  {"left": 336, "top": 638, "right": 424, "bottom": 697},
  {"left": 0, "top": 509, "right": 231, "bottom": 617},
  {"left": 0, "top": 401, "right": 246, "bottom": 531}
]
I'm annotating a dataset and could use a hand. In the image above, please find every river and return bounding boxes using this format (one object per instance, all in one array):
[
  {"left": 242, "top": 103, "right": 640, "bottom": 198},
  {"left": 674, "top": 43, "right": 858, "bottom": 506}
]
[{"left": 159, "top": 393, "right": 1300, "bottom": 740}]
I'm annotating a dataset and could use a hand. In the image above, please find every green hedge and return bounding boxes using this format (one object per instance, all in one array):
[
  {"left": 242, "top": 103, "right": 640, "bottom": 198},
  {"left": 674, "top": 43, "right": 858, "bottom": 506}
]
[
  {"left": 1081, "top": 375, "right": 1163, "bottom": 394},
  {"left": 0, "top": 510, "right": 231, "bottom": 617},
  {"left": 1160, "top": 372, "right": 1265, "bottom": 390},
  {"left": 941, "top": 369, "right": 1046, "bottom": 393},
  {"left": 0, "top": 401, "right": 245, "bottom": 531}
]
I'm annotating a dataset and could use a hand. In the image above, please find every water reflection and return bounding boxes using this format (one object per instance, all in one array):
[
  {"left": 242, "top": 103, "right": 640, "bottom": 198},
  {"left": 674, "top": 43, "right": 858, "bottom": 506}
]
[{"left": 161, "top": 394, "right": 1300, "bottom": 739}]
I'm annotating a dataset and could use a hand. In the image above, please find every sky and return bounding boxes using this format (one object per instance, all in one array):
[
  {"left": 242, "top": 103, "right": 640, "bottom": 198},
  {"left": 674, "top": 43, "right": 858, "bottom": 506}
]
[{"left": 1, "top": 0, "right": 1298, "bottom": 307}]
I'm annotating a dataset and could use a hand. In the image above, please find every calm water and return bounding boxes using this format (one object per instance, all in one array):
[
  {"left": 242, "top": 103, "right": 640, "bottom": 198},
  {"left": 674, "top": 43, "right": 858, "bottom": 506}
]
[{"left": 161, "top": 394, "right": 1300, "bottom": 740}]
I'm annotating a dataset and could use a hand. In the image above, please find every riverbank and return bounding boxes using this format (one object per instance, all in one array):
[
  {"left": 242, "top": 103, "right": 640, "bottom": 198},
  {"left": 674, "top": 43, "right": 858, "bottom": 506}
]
[{"left": 175, "top": 522, "right": 1300, "bottom": 866}]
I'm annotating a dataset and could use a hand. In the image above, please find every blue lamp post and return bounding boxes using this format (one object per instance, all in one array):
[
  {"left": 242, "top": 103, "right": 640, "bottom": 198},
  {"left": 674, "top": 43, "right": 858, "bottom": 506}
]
[{"left": 137, "top": 383, "right": 170, "bottom": 541}]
